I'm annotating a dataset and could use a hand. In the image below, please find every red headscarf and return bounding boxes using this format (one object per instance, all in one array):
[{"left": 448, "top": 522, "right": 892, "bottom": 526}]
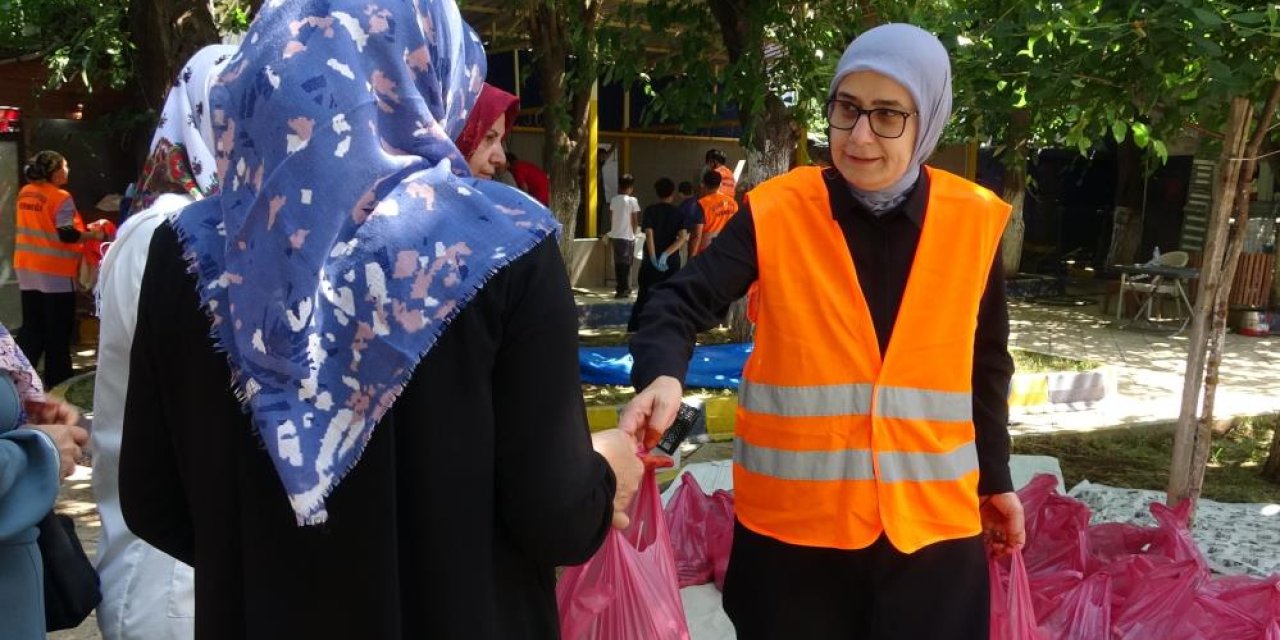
[{"left": 455, "top": 83, "right": 519, "bottom": 160}]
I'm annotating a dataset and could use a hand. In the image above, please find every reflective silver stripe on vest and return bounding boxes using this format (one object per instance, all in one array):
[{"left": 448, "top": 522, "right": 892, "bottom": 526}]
[
  {"left": 735, "top": 439, "right": 978, "bottom": 483},
  {"left": 740, "top": 381, "right": 971, "bottom": 423},
  {"left": 14, "top": 242, "right": 81, "bottom": 260},
  {"left": 739, "top": 381, "right": 873, "bottom": 417},
  {"left": 16, "top": 228, "right": 64, "bottom": 242},
  {"left": 878, "top": 386, "right": 972, "bottom": 422},
  {"left": 877, "top": 442, "right": 979, "bottom": 482},
  {"left": 735, "top": 438, "right": 875, "bottom": 481}
]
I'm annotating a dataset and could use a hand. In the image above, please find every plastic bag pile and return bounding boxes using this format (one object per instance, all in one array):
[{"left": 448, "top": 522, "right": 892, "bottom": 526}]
[
  {"left": 664, "top": 474, "right": 735, "bottom": 591},
  {"left": 991, "top": 473, "right": 1280, "bottom": 639}
]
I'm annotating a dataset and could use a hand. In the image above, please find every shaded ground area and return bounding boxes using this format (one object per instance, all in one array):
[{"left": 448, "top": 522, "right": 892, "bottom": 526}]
[{"left": 1014, "top": 418, "right": 1280, "bottom": 504}]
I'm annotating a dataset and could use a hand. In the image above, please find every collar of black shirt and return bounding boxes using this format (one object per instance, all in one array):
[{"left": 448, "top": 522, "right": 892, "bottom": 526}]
[{"left": 822, "top": 166, "right": 931, "bottom": 229}]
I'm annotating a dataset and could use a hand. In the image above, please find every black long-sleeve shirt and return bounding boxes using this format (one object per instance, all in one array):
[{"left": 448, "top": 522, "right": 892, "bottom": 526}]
[
  {"left": 630, "top": 167, "right": 1015, "bottom": 495},
  {"left": 121, "top": 226, "right": 615, "bottom": 639}
]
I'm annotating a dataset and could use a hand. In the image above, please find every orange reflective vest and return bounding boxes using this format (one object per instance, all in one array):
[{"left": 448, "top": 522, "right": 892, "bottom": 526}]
[
  {"left": 735, "top": 165, "right": 1011, "bottom": 553},
  {"left": 694, "top": 192, "right": 739, "bottom": 255},
  {"left": 715, "top": 165, "right": 736, "bottom": 198},
  {"left": 15, "top": 182, "right": 83, "bottom": 278}
]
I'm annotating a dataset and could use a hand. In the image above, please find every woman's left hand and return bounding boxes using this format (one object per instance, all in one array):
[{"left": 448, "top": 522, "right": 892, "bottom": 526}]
[
  {"left": 979, "top": 492, "right": 1025, "bottom": 557},
  {"left": 25, "top": 398, "right": 81, "bottom": 426}
]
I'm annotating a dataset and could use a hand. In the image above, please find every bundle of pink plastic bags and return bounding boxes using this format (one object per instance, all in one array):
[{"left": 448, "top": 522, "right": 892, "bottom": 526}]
[
  {"left": 562, "top": 468, "right": 1280, "bottom": 639},
  {"left": 991, "top": 474, "right": 1280, "bottom": 640}
]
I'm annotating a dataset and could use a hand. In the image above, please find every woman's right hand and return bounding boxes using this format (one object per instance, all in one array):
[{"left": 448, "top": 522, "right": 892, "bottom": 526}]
[
  {"left": 26, "top": 423, "right": 89, "bottom": 479},
  {"left": 591, "top": 429, "right": 644, "bottom": 529},
  {"left": 617, "top": 375, "right": 683, "bottom": 450}
]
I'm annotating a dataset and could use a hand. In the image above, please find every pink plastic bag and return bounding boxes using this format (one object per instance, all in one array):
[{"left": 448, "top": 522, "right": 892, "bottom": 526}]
[
  {"left": 1086, "top": 521, "right": 1156, "bottom": 572},
  {"left": 1202, "top": 574, "right": 1280, "bottom": 632},
  {"left": 557, "top": 468, "right": 691, "bottom": 640},
  {"left": 1146, "top": 500, "right": 1207, "bottom": 570},
  {"left": 1017, "top": 474, "right": 1091, "bottom": 576},
  {"left": 706, "top": 489, "right": 734, "bottom": 591},
  {"left": 1176, "top": 591, "right": 1263, "bottom": 640},
  {"left": 1112, "top": 559, "right": 1206, "bottom": 639},
  {"left": 664, "top": 474, "right": 714, "bottom": 588},
  {"left": 989, "top": 549, "right": 1048, "bottom": 640},
  {"left": 1036, "top": 571, "right": 1111, "bottom": 640}
]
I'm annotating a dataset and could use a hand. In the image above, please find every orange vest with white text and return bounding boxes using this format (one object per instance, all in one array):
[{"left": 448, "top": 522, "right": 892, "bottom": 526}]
[
  {"left": 694, "top": 192, "right": 739, "bottom": 255},
  {"left": 715, "top": 165, "right": 736, "bottom": 198},
  {"left": 15, "top": 182, "right": 83, "bottom": 278},
  {"left": 735, "top": 165, "right": 1011, "bottom": 553}
]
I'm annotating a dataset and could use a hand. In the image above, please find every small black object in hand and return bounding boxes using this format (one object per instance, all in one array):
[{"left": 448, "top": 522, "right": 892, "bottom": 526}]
[{"left": 656, "top": 402, "right": 701, "bottom": 455}]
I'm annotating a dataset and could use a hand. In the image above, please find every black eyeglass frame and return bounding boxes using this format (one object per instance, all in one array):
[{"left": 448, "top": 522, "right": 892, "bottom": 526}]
[{"left": 824, "top": 98, "right": 917, "bottom": 139}]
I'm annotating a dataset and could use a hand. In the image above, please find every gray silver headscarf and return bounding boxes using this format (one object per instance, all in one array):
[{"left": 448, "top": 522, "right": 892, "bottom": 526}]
[{"left": 829, "top": 24, "right": 952, "bottom": 214}]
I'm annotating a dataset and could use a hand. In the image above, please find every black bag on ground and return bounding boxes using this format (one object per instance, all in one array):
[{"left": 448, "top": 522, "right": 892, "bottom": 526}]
[{"left": 37, "top": 510, "right": 102, "bottom": 631}]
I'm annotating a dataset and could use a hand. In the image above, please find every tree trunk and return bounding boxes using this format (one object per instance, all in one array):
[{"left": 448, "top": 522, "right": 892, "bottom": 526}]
[
  {"left": 1000, "top": 186, "right": 1026, "bottom": 277},
  {"left": 128, "top": 0, "right": 220, "bottom": 113},
  {"left": 739, "top": 93, "right": 797, "bottom": 192},
  {"left": 1106, "top": 136, "right": 1146, "bottom": 265},
  {"left": 998, "top": 109, "right": 1030, "bottom": 276},
  {"left": 525, "top": 1, "right": 601, "bottom": 271},
  {"left": 1168, "top": 97, "right": 1254, "bottom": 510},
  {"left": 1171, "top": 82, "right": 1280, "bottom": 511},
  {"left": 1264, "top": 426, "right": 1280, "bottom": 484},
  {"left": 706, "top": 0, "right": 797, "bottom": 343}
]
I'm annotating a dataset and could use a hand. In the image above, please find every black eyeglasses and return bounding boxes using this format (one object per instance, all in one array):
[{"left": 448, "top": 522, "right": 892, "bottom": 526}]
[{"left": 825, "top": 98, "right": 916, "bottom": 139}]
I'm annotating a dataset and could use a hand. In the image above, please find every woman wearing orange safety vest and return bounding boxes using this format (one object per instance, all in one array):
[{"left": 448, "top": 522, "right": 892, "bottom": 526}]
[
  {"left": 622, "top": 24, "right": 1024, "bottom": 639},
  {"left": 691, "top": 169, "right": 739, "bottom": 256},
  {"left": 705, "top": 148, "right": 736, "bottom": 199},
  {"left": 14, "top": 151, "right": 106, "bottom": 387}
]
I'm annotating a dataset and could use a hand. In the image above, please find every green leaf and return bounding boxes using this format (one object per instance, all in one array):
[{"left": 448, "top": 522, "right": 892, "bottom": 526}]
[
  {"left": 1192, "top": 7, "right": 1223, "bottom": 26},
  {"left": 1112, "top": 120, "right": 1127, "bottom": 143},
  {"left": 1153, "top": 139, "right": 1168, "bottom": 164},
  {"left": 1132, "top": 122, "right": 1150, "bottom": 148},
  {"left": 1230, "top": 12, "right": 1266, "bottom": 26}
]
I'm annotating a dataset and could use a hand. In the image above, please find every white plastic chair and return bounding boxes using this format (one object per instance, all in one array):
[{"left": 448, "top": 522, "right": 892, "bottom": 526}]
[{"left": 1125, "top": 251, "right": 1191, "bottom": 326}]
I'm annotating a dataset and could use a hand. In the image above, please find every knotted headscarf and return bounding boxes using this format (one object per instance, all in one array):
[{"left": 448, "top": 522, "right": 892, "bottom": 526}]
[
  {"left": 130, "top": 44, "right": 238, "bottom": 213},
  {"left": 172, "top": 0, "right": 557, "bottom": 525},
  {"left": 455, "top": 83, "right": 518, "bottom": 159},
  {"left": 829, "top": 24, "right": 953, "bottom": 213}
]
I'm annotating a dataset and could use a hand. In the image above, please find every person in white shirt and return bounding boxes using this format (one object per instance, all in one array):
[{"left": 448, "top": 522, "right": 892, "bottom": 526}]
[
  {"left": 92, "top": 44, "right": 235, "bottom": 640},
  {"left": 606, "top": 173, "right": 642, "bottom": 298}
]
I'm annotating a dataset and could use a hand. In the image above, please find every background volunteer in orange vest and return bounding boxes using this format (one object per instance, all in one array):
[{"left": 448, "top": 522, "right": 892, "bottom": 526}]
[
  {"left": 692, "top": 169, "right": 740, "bottom": 256},
  {"left": 705, "top": 148, "right": 736, "bottom": 198},
  {"left": 14, "top": 151, "right": 107, "bottom": 387},
  {"left": 621, "top": 24, "right": 1023, "bottom": 639}
]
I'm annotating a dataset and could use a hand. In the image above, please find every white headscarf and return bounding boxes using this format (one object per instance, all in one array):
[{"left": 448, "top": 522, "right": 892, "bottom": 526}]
[
  {"left": 829, "top": 24, "right": 953, "bottom": 213},
  {"left": 130, "top": 44, "right": 238, "bottom": 212}
]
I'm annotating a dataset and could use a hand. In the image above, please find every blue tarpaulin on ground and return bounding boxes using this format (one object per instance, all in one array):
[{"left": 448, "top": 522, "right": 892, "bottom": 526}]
[{"left": 579, "top": 343, "right": 752, "bottom": 389}]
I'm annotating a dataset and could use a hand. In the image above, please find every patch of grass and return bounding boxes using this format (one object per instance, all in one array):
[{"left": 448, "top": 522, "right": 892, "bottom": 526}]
[
  {"left": 1011, "top": 348, "right": 1102, "bottom": 373},
  {"left": 1013, "top": 416, "right": 1280, "bottom": 504},
  {"left": 53, "top": 372, "right": 96, "bottom": 413},
  {"left": 583, "top": 384, "right": 635, "bottom": 407}
]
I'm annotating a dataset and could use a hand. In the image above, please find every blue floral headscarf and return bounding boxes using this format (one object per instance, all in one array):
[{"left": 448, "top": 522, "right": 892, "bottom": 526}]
[{"left": 172, "top": 0, "right": 557, "bottom": 525}]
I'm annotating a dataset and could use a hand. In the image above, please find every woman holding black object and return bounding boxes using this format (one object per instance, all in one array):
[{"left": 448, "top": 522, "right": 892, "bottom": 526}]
[{"left": 119, "top": 1, "right": 641, "bottom": 637}]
